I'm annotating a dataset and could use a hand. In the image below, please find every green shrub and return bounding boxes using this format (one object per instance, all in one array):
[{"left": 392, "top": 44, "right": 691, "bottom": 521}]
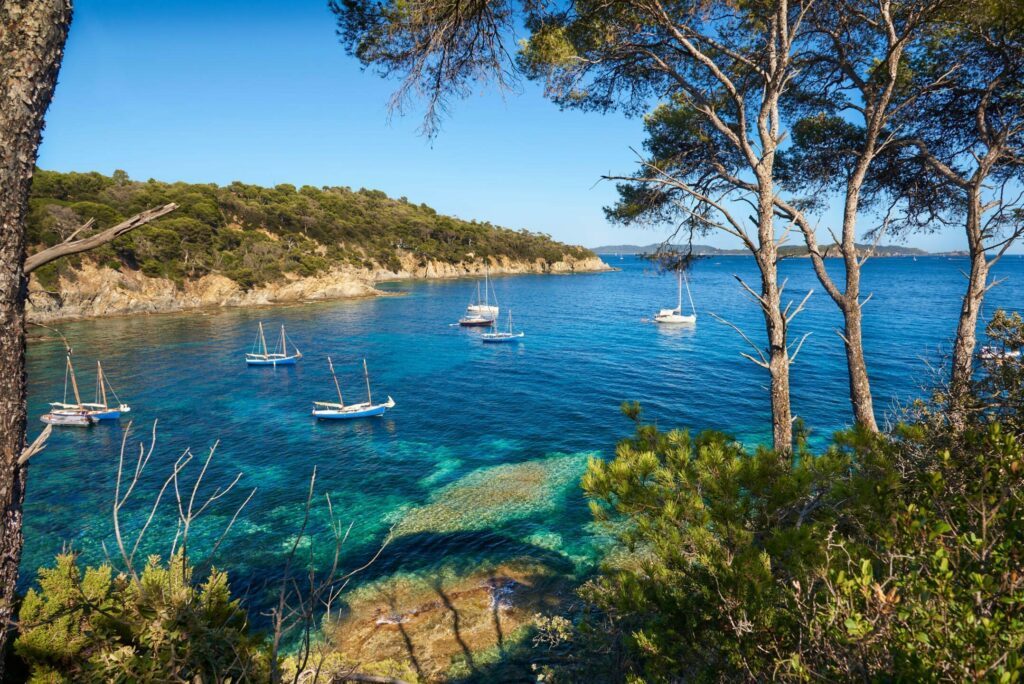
[
  {"left": 15, "top": 552, "right": 268, "bottom": 683},
  {"left": 576, "top": 316, "right": 1024, "bottom": 682}
]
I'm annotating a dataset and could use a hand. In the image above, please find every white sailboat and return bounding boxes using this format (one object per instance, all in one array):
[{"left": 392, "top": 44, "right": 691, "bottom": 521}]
[
  {"left": 461, "top": 267, "right": 499, "bottom": 325},
  {"left": 79, "top": 360, "right": 131, "bottom": 420},
  {"left": 41, "top": 354, "right": 94, "bottom": 426},
  {"left": 482, "top": 309, "right": 525, "bottom": 343},
  {"left": 654, "top": 270, "right": 697, "bottom": 324},
  {"left": 246, "top": 322, "right": 302, "bottom": 366},
  {"left": 312, "top": 357, "right": 395, "bottom": 419}
]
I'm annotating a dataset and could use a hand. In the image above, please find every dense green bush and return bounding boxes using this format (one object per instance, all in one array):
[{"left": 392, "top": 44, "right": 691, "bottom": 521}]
[
  {"left": 15, "top": 552, "right": 268, "bottom": 682},
  {"left": 568, "top": 315, "right": 1024, "bottom": 682},
  {"left": 27, "top": 169, "right": 592, "bottom": 289}
]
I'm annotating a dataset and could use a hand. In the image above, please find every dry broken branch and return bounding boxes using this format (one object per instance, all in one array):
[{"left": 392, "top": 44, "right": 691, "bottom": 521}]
[
  {"left": 24, "top": 203, "right": 178, "bottom": 274},
  {"left": 18, "top": 425, "right": 51, "bottom": 466}
]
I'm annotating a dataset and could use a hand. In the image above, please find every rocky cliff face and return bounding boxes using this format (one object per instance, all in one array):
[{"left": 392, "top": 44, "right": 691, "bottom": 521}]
[{"left": 26, "top": 253, "right": 610, "bottom": 323}]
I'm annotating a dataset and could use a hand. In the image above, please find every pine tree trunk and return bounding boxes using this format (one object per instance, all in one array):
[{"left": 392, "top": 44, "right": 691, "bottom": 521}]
[
  {"left": 0, "top": 1, "right": 72, "bottom": 672},
  {"left": 764, "top": 272, "right": 793, "bottom": 451},
  {"left": 842, "top": 309, "right": 877, "bottom": 431},
  {"left": 949, "top": 191, "right": 988, "bottom": 429},
  {"left": 757, "top": 190, "right": 792, "bottom": 452}
]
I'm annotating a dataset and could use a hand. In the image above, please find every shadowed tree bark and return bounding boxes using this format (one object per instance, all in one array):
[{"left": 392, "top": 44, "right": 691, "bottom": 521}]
[
  {"left": 0, "top": 1, "right": 72, "bottom": 670},
  {"left": 0, "top": 3, "right": 177, "bottom": 671}
]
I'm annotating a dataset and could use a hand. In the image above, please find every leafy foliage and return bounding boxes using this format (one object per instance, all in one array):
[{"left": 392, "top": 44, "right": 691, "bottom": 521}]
[
  {"left": 573, "top": 313, "right": 1024, "bottom": 682},
  {"left": 27, "top": 169, "right": 591, "bottom": 289},
  {"left": 15, "top": 551, "right": 268, "bottom": 682}
]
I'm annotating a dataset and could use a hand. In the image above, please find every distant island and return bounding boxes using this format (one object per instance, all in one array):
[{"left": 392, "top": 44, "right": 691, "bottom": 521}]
[
  {"left": 25, "top": 169, "right": 607, "bottom": 322},
  {"left": 593, "top": 242, "right": 935, "bottom": 257}
]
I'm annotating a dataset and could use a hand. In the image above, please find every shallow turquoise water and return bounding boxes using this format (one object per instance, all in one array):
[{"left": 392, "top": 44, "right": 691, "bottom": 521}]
[{"left": 21, "top": 255, "right": 1024, "bottom": 613}]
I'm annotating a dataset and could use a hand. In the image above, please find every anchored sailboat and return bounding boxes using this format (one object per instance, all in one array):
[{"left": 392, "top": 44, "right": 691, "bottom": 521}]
[
  {"left": 41, "top": 354, "right": 94, "bottom": 426},
  {"left": 312, "top": 357, "right": 395, "bottom": 419},
  {"left": 80, "top": 360, "right": 131, "bottom": 420},
  {"left": 246, "top": 322, "right": 302, "bottom": 366},
  {"left": 654, "top": 270, "right": 697, "bottom": 324},
  {"left": 482, "top": 309, "right": 525, "bottom": 343},
  {"left": 460, "top": 268, "right": 499, "bottom": 326}
]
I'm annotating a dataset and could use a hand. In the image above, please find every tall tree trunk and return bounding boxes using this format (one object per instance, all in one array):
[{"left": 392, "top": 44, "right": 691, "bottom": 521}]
[
  {"left": 0, "top": 0, "right": 72, "bottom": 672},
  {"left": 842, "top": 308, "right": 877, "bottom": 430},
  {"left": 838, "top": 181, "right": 878, "bottom": 432},
  {"left": 949, "top": 188, "right": 988, "bottom": 428},
  {"left": 762, "top": 252, "right": 793, "bottom": 451},
  {"left": 757, "top": 175, "right": 793, "bottom": 452}
]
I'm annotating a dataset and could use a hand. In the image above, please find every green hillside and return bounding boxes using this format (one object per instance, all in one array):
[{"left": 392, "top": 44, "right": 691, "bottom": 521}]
[{"left": 27, "top": 169, "right": 591, "bottom": 290}]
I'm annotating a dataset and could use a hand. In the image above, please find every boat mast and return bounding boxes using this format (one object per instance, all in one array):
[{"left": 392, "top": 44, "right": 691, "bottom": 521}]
[
  {"left": 258, "top": 322, "right": 268, "bottom": 357},
  {"left": 280, "top": 325, "right": 287, "bottom": 356},
  {"left": 487, "top": 265, "right": 497, "bottom": 308},
  {"left": 327, "top": 356, "right": 344, "bottom": 406},
  {"left": 67, "top": 354, "right": 82, "bottom": 406},
  {"left": 684, "top": 272, "right": 696, "bottom": 315},
  {"left": 363, "top": 358, "right": 373, "bottom": 405},
  {"left": 97, "top": 361, "right": 109, "bottom": 408},
  {"left": 676, "top": 269, "right": 683, "bottom": 313}
]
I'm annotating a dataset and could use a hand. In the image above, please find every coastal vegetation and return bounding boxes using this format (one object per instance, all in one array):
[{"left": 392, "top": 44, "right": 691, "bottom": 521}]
[
  {"left": 26, "top": 169, "right": 592, "bottom": 292},
  {"left": 0, "top": 0, "right": 1022, "bottom": 682}
]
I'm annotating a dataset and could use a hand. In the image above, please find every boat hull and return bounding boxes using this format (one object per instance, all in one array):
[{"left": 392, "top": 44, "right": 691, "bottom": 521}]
[
  {"left": 41, "top": 412, "right": 93, "bottom": 427},
  {"left": 482, "top": 333, "right": 525, "bottom": 343},
  {"left": 467, "top": 304, "right": 499, "bottom": 317},
  {"left": 459, "top": 317, "right": 495, "bottom": 327},
  {"left": 313, "top": 397, "right": 395, "bottom": 420},
  {"left": 313, "top": 406, "right": 389, "bottom": 419},
  {"left": 246, "top": 355, "right": 299, "bottom": 366},
  {"left": 654, "top": 313, "right": 697, "bottom": 325}
]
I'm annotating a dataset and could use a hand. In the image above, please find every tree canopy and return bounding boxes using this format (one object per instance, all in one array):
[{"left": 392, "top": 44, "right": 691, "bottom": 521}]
[{"left": 26, "top": 169, "right": 592, "bottom": 290}]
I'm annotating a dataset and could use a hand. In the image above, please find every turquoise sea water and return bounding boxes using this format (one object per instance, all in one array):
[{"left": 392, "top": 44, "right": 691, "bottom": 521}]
[{"left": 21, "top": 254, "right": 1024, "bottom": 614}]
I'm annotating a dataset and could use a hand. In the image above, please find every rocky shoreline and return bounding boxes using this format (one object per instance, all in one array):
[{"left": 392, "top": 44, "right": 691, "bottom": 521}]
[{"left": 26, "top": 253, "right": 611, "bottom": 323}]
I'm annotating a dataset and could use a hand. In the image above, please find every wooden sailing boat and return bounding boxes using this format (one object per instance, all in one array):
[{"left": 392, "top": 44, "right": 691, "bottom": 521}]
[
  {"left": 41, "top": 354, "right": 93, "bottom": 426},
  {"left": 460, "top": 267, "right": 498, "bottom": 326},
  {"left": 654, "top": 270, "right": 697, "bottom": 324},
  {"left": 481, "top": 309, "right": 525, "bottom": 343},
  {"left": 246, "top": 322, "right": 302, "bottom": 366},
  {"left": 80, "top": 360, "right": 131, "bottom": 420},
  {"left": 312, "top": 357, "right": 395, "bottom": 419}
]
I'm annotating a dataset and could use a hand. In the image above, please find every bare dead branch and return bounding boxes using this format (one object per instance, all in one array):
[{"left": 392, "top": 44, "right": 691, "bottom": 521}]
[
  {"left": 24, "top": 203, "right": 178, "bottom": 274},
  {"left": 709, "top": 312, "right": 769, "bottom": 368},
  {"left": 18, "top": 425, "right": 51, "bottom": 466}
]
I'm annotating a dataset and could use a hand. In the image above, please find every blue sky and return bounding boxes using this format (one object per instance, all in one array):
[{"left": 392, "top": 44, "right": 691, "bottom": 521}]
[{"left": 38, "top": 0, "right": 974, "bottom": 251}]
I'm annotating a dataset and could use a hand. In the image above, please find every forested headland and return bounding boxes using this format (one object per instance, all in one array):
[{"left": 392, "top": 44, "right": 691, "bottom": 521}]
[{"left": 26, "top": 169, "right": 596, "bottom": 293}]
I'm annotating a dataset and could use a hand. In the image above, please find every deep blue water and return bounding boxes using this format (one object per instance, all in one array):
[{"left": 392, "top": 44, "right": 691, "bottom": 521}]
[{"left": 21, "top": 254, "right": 1024, "bottom": 609}]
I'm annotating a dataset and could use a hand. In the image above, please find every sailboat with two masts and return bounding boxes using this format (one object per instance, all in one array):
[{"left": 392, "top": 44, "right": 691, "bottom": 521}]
[
  {"left": 245, "top": 321, "right": 302, "bottom": 366},
  {"left": 312, "top": 357, "right": 395, "bottom": 419},
  {"left": 80, "top": 361, "right": 131, "bottom": 420},
  {"left": 653, "top": 269, "right": 697, "bottom": 324},
  {"left": 42, "top": 354, "right": 92, "bottom": 426},
  {"left": 42, "top": 356, "right": 132, "bottom": 426},
  {"left": 459, "top": 268, "right": 499, "bottom": 326},
  {"left": 481, "top": 309, "right": 525, "bottom": 343}
]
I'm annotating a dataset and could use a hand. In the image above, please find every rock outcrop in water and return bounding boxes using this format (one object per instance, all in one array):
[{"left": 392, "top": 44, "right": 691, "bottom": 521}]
[{"left": 26, "top": 252, "right": 610, "bottom": 323}]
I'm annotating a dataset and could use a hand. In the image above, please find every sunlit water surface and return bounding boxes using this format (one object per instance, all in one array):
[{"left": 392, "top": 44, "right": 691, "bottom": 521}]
[{"left": 22, "top": 255, "right": 1024, "bottom": 617}]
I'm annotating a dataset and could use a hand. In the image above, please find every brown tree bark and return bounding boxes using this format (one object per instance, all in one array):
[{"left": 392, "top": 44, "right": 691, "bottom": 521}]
[
  {"left": 949, "top": 187, "right": 988, "bottom": 427},
  {"left": 758, "top": 243, "right": 793, "bottom": 450},
  {"left": 0, "top": 0, "right": 72, "bottom": 672}
]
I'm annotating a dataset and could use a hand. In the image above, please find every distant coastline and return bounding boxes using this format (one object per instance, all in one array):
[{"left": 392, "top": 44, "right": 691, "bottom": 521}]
[
  {"left": 592, "top": 242, "right": 955, "bottom": 257},
  {"left": 26, "top": 253, "right": 611, "bottom": 324}
]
